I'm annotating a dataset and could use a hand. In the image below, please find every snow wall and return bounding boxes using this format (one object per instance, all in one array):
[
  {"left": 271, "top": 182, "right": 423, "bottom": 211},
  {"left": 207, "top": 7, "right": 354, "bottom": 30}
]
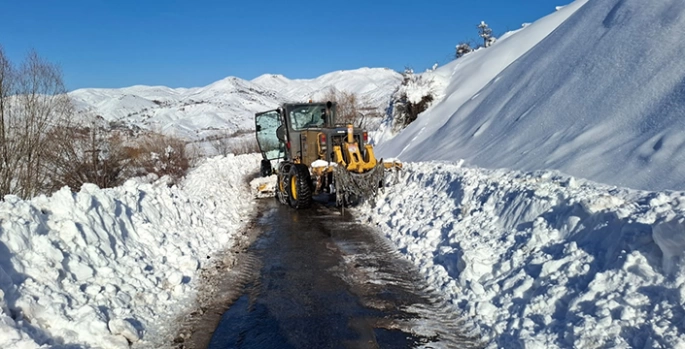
[
  {"left": 359, "top": 162, "right": 685, "bottom": 348},
  {"left": 0, "top": 154, "right": 260, "bottom": 349}
]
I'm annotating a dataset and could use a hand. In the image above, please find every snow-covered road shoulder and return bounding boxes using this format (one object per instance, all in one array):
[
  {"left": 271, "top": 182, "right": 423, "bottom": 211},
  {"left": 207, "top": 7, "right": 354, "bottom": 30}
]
[
  {"left": 357, "top": 161, "right": 685, "bottom": 348},
  {"left": 0, "top": 154, "right": 260, "bottom": 349}
]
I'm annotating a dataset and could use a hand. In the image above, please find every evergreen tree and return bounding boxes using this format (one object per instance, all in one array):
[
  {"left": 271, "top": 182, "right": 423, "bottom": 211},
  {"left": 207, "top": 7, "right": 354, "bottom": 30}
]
[{"left": 478, "top": 21, "right": 496, "bottom": 48}]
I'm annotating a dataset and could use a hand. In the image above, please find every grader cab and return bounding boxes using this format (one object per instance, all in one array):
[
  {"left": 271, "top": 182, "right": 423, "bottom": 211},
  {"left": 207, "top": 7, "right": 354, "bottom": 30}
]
[{"left": 254, "top": 102, "right": 401, "bottom": 209}]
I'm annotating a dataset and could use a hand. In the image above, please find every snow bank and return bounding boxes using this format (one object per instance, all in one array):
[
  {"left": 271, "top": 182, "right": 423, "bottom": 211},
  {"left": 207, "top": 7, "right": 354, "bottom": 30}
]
[
  {"left": 0, "top": 154, "right": 260, "bottom": 348},
  {"left": 358, "top": 162, "right": 685, "bottom": 348},
  {"left": 378, "top": 0, "right": 685, "bottom": 191}
]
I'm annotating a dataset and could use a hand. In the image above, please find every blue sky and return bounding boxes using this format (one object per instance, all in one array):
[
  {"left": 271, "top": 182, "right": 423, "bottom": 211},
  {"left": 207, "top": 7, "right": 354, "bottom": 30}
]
[{"left": 0, "top": 0, "right": 566, "bottom": 90}]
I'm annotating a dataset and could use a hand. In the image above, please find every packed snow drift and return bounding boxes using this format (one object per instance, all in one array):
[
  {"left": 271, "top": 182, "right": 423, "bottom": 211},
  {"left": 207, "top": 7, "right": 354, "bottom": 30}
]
[
  {"left": 0, "top": 154, "right": 260, "bottom": 349},
  {"left": 377, "top": 0, "right": 685, "bottom": 192},
  {"left": 357, "top": 162, "right": 685, "bottom": 348}
]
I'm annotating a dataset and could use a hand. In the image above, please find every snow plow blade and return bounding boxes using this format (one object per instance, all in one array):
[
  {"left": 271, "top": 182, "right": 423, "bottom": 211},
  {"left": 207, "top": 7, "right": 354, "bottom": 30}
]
[{"left": 333, "top": 159, "right": 401, "bottom": 206}]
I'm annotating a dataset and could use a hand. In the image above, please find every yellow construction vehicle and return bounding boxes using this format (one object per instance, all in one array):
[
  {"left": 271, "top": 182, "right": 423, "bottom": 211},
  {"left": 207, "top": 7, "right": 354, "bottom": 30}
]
[{"left": 254, "top": 101, "right": 401, "bottom": 208}]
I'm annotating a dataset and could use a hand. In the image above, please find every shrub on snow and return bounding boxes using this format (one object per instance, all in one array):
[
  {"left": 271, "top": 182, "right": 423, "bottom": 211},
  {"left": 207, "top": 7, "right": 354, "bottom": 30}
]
[{"left": 391, "top": 68, "right": 436, "bottom": 131}]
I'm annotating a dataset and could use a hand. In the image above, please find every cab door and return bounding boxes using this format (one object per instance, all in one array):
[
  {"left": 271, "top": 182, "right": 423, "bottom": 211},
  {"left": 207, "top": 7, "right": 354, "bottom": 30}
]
[{"left": 255, "top": 110, "right": 285, "bottom": 160}]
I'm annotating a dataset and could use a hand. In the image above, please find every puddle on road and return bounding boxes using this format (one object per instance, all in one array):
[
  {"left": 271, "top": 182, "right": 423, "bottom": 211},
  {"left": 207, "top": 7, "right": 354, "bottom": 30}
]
[{"left": 207, "top": 200, "right": 481, "bottom": 349}]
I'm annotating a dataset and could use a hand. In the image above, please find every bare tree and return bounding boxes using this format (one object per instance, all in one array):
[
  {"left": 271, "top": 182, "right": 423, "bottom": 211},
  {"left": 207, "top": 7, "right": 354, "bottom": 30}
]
[
  {"left": 215, "top": 133, "right": 233, "bottom": 156},
  {"left": 43, "top": 119, "right": 131, "bottom": 192},
  {"left": 0, "top": 46, "right": 14, "bottom": 196},
  {"left": 133, "top": 133, "right": 190, "bottom": 184},
  {"left": 0, "top": 47, "right": 74, "bottom": 198},
  {"left": 13, "top": 51, "right": 73, "bottom": 197},
  {"left": 321, "top": 88, "right": 377, "bottom": 128}
]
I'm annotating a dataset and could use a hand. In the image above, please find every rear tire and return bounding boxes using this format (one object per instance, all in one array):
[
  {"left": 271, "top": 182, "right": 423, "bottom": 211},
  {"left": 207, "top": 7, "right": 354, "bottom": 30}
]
[{"left": 286, "top": 164, "right": 313, "bottom": 209}]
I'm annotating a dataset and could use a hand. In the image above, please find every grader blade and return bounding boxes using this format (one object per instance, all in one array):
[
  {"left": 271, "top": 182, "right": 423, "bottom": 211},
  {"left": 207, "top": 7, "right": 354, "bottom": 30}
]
[{"left": 250, "top": 175, "right": 277, "bottom": 198}]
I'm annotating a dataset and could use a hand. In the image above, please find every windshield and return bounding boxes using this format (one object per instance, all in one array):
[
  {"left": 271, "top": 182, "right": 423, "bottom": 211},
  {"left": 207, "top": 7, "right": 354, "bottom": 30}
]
[{"left": 288, "top": 105, "right": 327, "bottom": 130}]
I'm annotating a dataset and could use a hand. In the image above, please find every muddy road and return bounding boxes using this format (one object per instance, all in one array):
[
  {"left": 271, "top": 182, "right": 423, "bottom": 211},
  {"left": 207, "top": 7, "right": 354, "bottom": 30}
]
[{"left": 201, "top": 199, "right": 481, "bottom": 348}]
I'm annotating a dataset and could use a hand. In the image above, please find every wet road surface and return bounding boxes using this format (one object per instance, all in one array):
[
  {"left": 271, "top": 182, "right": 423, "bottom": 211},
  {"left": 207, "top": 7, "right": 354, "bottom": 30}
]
[{"left": 207, "top": 199, "right": 481, "bottom": 349}]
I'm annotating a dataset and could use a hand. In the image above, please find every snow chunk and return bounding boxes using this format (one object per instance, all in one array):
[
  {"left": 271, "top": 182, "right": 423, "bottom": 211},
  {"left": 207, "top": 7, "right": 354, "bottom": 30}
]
[
  {"left": 311, "top": 160, "right": 337, "bottom": 168},
  {"left": 653, "top": 218, "right": 685, "bottom": 275},
  {"left": 108, "top": 318, "right": 141, "bottom": 343}
]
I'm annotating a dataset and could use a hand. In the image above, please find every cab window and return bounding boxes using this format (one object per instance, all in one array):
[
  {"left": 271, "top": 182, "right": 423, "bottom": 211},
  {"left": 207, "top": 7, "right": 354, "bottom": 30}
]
[{"left": 289, "top": 105, "right": 327, "bottom": 130}]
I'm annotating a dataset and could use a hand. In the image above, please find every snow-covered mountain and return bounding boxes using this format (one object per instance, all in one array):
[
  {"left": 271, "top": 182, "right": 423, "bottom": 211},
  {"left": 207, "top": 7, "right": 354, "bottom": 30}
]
[
  {"left": 253, "top": 67, "right": 402, "bottom": 108},
  {"left": 70, "top": 68, "right": 401, "bottom": 140},
  {"left": 378, "top": 0, "right": 685, "bottom": 192}
]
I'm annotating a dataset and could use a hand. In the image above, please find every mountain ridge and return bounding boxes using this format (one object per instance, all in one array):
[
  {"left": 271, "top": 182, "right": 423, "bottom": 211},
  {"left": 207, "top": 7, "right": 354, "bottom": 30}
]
[{"left": 70, "top": 67, "right": 402, "bottom": 140}]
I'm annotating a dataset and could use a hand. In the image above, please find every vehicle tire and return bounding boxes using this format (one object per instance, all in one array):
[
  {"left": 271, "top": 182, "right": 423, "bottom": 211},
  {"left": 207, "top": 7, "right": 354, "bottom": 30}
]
[
  {"left": 286, "top": 164, "right": 313, "bottom": 209},
  {"left": 260, "top": 159, "right": 272, "bottom": 177},
  {"left": 276, "top": 172, "right": 289, "bottom": 205}
]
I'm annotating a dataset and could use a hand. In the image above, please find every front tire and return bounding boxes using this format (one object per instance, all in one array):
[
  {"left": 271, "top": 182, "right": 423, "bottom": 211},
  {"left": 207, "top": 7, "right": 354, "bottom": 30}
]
[
  {"left": 276, "top": 172, "right": 289, "bottom": 205},
  {"left": 286, "top": 164, "right": 313, "bottom": 209}
]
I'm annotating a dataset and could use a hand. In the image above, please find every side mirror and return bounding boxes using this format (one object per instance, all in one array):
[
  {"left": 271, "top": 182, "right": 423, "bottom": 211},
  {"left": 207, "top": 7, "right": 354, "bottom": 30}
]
[
  {"left": 276, "top": 125, "right": 286, "bottom": 142},
  {"left": 356, "top": 112, "right": 365, "bottom": 128},
  {"left": 256, "top": 125, "right": 262, "bottom": 132}
]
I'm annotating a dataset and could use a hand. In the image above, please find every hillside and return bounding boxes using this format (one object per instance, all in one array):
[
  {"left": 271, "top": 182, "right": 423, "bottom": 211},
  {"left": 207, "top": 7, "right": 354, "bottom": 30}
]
[
  {"left": 70, "top": 68, "right": 401, "bottom": 141},
  {"left": 377, "top": 0, "right": 685, "bottom": 191}
]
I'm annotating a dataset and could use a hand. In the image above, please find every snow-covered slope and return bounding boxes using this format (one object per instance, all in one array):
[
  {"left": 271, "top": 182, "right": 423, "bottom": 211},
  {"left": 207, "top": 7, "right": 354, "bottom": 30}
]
[
  {"left": 0, "top": 154, "right": 260, "bottom": 349},
  {"left": 357, "top": 163, "right": 685, "bottom": 348},
  {"left": 363, "top": 0, "right": 685, "bottom": 347},
  {"left": 378, "top": 0, "right": 685, "bottom": 192},
  {"left": 71, "top": 68, "right": 401, "bottom": 141}
]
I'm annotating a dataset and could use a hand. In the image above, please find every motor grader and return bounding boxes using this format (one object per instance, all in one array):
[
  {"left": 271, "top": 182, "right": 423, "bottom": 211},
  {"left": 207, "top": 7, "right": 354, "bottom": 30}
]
[{"left": 254, "top": 101, "right": 400, "bottom": 209}]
